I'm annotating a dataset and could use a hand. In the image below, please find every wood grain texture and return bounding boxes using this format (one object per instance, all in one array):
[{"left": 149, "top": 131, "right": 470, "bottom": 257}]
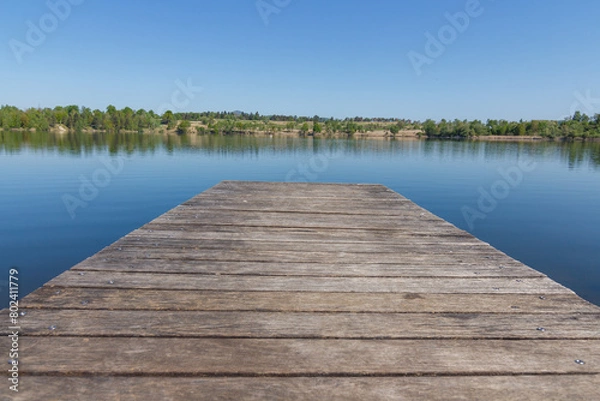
[
  {"left": 12, "top": 310, "right": 600, "bottom": 339},
  {"left": 73, "top": 259, "right": 542, "bottom": 278},
  {"left": 20, "top": 288, "right": 599, "bottom": 313},
  {"left": 7, "top": 337, "right": 599, "bottom": 375},
  {"left": 204, "top": 181, "right": 401, "bottom": 197},
  {"left": 2, "top": 181, "right": 599, "bottom": 400},
  {"left": 114, "top": 237, "right": 495, "bottom": 253},
  {"left": 129, "top": 225, "right": 481, "bottom": 244},
  {"left": 152, "top": 210, "right": 453, "bottom": 230},
  {"left": 45, "top": 271, "right": 572, "bottom": 293},
  {"left": 11, "top": 376, "right": 600, "bottom": 401},
  {"left": 141, "top": 222, "right": 469, "bottom": 237},
  {"left": 91, "top": 249, "right": 522, "bottom": 265}
]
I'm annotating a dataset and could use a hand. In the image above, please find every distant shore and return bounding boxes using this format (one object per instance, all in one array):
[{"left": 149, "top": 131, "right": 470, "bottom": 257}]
[{"left": 4, "top": 125, "right": 600, "bottom": 142}]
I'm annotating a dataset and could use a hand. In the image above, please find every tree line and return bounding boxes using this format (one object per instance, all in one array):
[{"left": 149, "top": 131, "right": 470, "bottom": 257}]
[
  {"left": 0, "top": 105, "right": 419, "bottom": 135},
  {"left": 422, "top": 112, "right": 600, "bottom": 139},
  {"left": 0, "top": 105, "right": 162, "bottom": 132},
  {"left": 173, "top": 111, "right": 404, "bottom": 123},
  {"left": 1, "top": 105, "right": 598, "bottom": 138}
]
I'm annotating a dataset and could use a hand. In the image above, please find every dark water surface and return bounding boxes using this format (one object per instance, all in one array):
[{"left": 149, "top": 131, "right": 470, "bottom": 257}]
[{"left": 1, "top": 131, "right": 599, "bottom": 307}]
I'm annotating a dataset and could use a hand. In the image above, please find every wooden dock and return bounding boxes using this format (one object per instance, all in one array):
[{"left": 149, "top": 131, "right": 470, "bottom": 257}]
[{"left": 4, "top": 181, "right": 600, "bottom": 400}]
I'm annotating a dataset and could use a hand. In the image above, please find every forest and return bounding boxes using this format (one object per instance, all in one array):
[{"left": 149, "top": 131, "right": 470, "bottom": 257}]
[
  {"left": 421, "top": 113, "right": 600, "bottom": 139},
  {"left": 1, "top": 105, "right": 599, "bottom": 139}
]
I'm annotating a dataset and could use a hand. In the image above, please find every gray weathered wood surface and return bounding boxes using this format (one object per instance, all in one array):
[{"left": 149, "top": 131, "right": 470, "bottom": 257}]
[{"left": 3, "top": 181, "right": 599, "bottom": 400}]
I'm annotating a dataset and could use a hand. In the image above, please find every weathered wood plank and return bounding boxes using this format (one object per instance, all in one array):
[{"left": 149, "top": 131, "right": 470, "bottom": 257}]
[
  {"left": 132, "top": 225, "right": 480, "bottom": 243},
  {"left": 21, "top": 288, "right": 599, "bottom": 313},
  {"left": 175, "top": 201, "right": 432, "bottom": 217},
  {"left": 13, "top": 376, "right": 600, "bottom": 401},
  {"left": 214, "top": 181, "right": 387, "bottom": 190},
  {"left": 188, "top": 190, "right": 411, "bottom": 200},
  {"left": 199, "top": 190, "right": 403, "bottom": 201},
  {"left": 114, "top": 237, "right": 494, "bottom": 253},
  {"left": 206, "top": 181, "right": 400, "bottom": 197},
  {"left": 141, "top": 222, "right": 471, "bottom": 237},
  {"left": 93, "top": 248, "right": 522, "bottom": 265},
  {"left": 180, "top": 197, "right": 419, "bottom": 216},
  {"left": 174, "top": 202, "right": 428, "bottom": 215},
  {"left": 13, "top": 310, "right": 600, "bottom": 339},
  {"left": 73, "top": 259, "right": 542, "bottom": 278},
  {"left": 45, "top": 271, "right": 572, "bottom": 293},
  {"left": 191, "top": 185, "right": 406, "bottom": 197},
  {"left": 199, "top": 189, "right": 404, "bottom": 202},
  {"left": 214, "top": 181, "right": 388, "bottom": 191},
  {"left": 121, "top": 232, "right": 488, "bottom": 247},
  {"left": 155, "top": 210, "right": 452, "bottom": 230},
  {"left": 9, "top": 337, "right": 600, "bottom": 375},
  {"left": 182, "top": 192, "right": 413, "bottom": 204}
]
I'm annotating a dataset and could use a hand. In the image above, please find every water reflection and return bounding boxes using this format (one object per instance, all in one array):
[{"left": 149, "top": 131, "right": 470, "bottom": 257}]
[{"left": 1, "top": 130, "right": 599, "bottom": 169}]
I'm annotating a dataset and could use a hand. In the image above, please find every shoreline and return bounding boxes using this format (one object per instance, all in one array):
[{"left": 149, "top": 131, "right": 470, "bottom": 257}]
[{"left": 4, "top": 126, "right": 600, "bottom": 142}]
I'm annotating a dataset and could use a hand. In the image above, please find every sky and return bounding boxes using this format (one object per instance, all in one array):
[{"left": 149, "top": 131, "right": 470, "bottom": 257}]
[{"left": 1, "top": 0, "right": 599, "bottom": 121}]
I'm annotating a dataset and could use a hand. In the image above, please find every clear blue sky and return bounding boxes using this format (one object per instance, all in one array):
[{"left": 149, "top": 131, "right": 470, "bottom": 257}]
[{"left": 1, "top": 0, "right": 599, "bottom": 121}]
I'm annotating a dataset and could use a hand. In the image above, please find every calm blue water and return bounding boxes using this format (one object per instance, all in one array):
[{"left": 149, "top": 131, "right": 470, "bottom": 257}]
[{"left": 1, "top": 132, "right": 599, "bottom": 307}]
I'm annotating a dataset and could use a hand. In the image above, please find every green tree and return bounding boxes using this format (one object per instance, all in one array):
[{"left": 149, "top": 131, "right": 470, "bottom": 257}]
[
  {"left": 121, "top": 107, "right": 135, "bottom": 130},
  {"left": 177, "top": 120, "right": 191, "bottom": 134},
  {"left": 469, "top": 120, "right": 487, "bottom": 136},
  {"left": 513, "top": 123, "right": 527, "bottom": 136},
  {"left": 54, "top": 106, "right": 67, "bottom": 126},
  {"left": 313, "top": 121, "right": 323, "bottom": 134},
  {"left": 344, "top": 121, "right": 359, "bottom": 136},
  {"left": 103, "top": 116, "right": 115, "bottom": 132},
  {"left": 91, "top": 110, "right": 104, "bottom": 130},
  {"left": 422, "top": 119, "right": 439, "bottom": 137},
  {"left": 299, "top": 122, "right": 310, "bottom": 135},
  {"left": 80, "top": 107, "right": 93, "bottom": 128},
  {"left": 162, "top": 110, "right": 176, "bottom": 129}
]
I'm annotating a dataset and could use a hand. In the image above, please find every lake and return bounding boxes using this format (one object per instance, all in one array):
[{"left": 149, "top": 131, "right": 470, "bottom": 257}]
[{"left": 1, "top": 131, "right": 599, "bottom": 308}]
